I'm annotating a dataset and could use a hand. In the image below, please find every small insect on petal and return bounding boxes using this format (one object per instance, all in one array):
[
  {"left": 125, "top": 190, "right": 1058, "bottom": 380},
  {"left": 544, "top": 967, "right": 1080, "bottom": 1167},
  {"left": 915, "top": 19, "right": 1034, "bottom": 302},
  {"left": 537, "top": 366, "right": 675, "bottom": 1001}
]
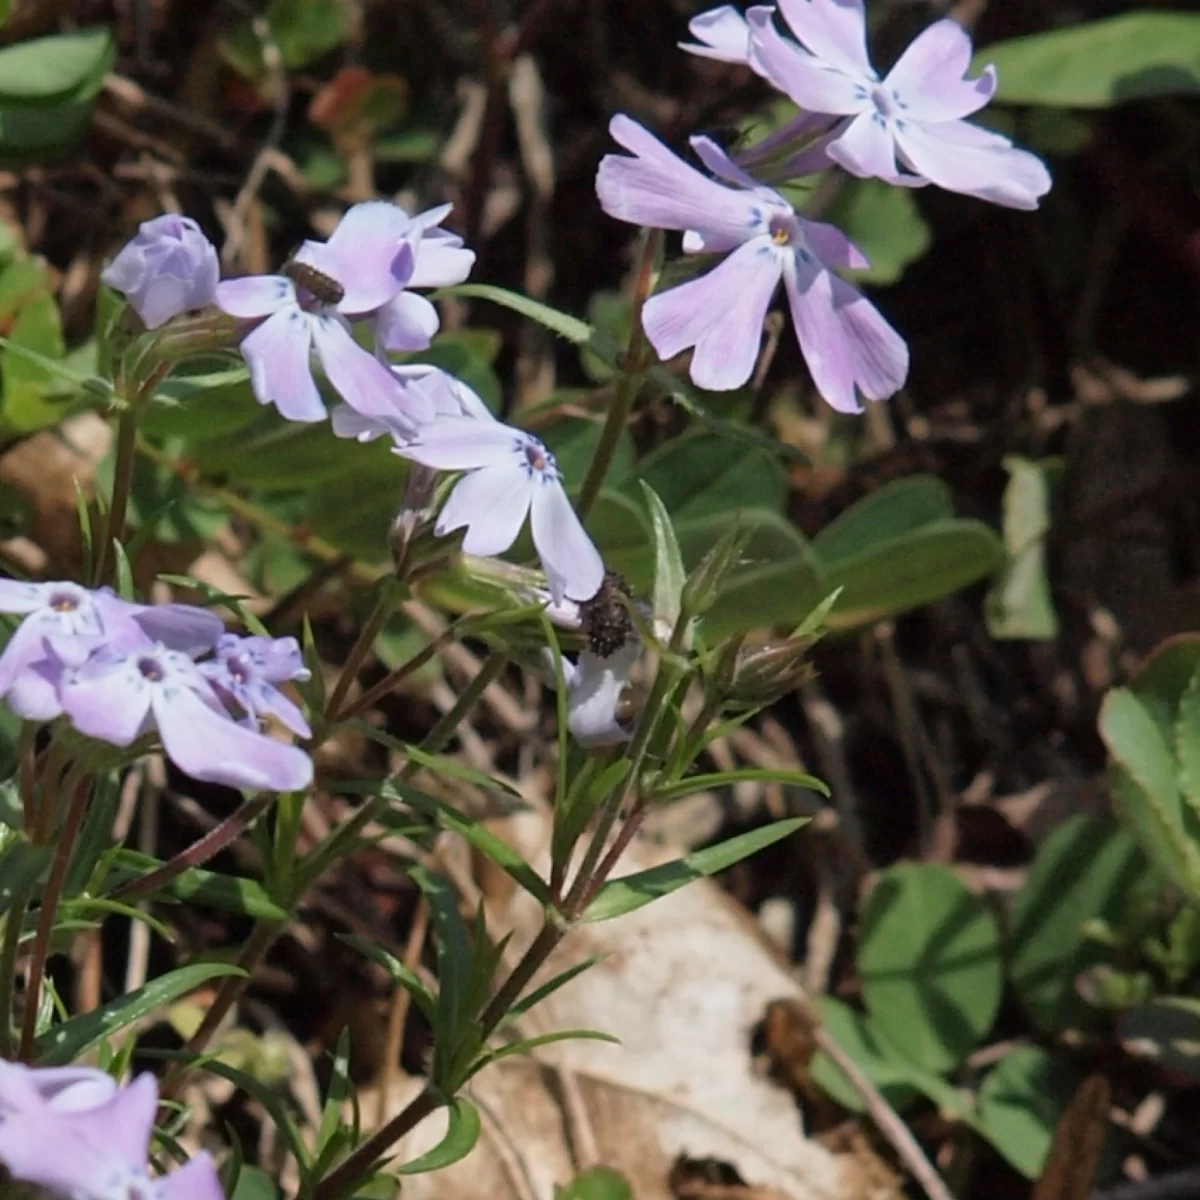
[{"left": 284, "top": 260, "right": 346, "bottom": 305}]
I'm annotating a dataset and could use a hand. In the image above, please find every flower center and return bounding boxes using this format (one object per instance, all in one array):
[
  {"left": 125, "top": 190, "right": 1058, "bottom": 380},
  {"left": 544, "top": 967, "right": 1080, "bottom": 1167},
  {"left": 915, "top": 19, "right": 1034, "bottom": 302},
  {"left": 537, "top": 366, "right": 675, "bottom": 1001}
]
[
  {"left": 225, "top": 655, "right": 250, "bottom": 684},
  {"left": 523, "top": 439, "right": 548, "bottom": 473},
  {"left": 137, "top": 656, "right": 164, "bottom": 682},
  {"left": 869, "top": 84, "right": 902, "bottom": 121},
  {"left": 768, "top": 214, "right": 798, "bottom": 246},
  {"left": 49, "top": 591, "right": 79, "bottom": 613},
  {"left": 284, "top": 260, "right": 345, "bottom": 307}
]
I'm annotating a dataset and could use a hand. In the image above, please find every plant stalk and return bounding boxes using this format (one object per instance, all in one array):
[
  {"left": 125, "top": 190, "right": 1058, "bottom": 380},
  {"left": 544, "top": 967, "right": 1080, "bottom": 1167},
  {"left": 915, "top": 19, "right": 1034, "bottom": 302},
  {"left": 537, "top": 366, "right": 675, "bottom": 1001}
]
[
  {"left": 323, "top": 589, "right": 395, "bottom": 724},
  {"left": 94, "top": 405, "right": 139, "bottom": 586},
  {"left": 0, "top": 883, "right": 34, "bottom": 1060}
]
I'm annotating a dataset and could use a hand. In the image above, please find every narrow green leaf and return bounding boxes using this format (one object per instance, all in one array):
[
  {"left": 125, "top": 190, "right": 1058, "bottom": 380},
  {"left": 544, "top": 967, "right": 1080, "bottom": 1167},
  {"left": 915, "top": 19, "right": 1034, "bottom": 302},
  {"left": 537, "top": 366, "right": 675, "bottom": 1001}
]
[
  {"left": 316, "top": 1028, "right": 353, "bottom": 1162},
  {"left": 471, "top": 1028, "right": 619, "bottom": 1075},
  {"left": 337, "top": 934, "right": 437, "bottom": 1023},
  {"left": 0, "top": 836, "right": 50, "bottom": 915},
  {"left": 652, "top": 770, "right": 827, "bottom": 803},
  {"left": 35, "top": 962, "right": 244, "bottom": 1064},
  {"left": 582, "top": 817, "right": 806, "bottom": 921},
  {"left": 393, "top": 1096, "right": 481, "bottom": 1175},
  {"left": 641, "top": 481, "right": 685, "bottom": 631},
  {"left": 437, "top": 284, "right": 596, "bottom": 346},
  {"left": 410, "top": 868, "right": 472, "bottom": 1037},
  {"left": 505, "top": 955, "right": 602, "bottom": 1022}
]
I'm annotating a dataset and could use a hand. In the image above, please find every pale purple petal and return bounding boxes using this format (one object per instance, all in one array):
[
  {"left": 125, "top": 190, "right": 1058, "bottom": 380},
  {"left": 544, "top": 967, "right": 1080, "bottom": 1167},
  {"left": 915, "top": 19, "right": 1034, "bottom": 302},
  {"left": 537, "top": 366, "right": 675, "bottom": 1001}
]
[
  {"left": 893, "top": 119, "right": 1051, "bottom": 209},
  {"left": 373, "top": 291, "right": 440, "bottom": 352},
  {"left": 782, "top": 252, "right": 907, "bottom": 411},
  {"left": 680, "top": 6, "right": 754, "bottom": 64},
  {"left": 530, "top": 479, "right": 605, "bottom": 603},
  {"left": 299, "top": 200, "right": 417, "bottom": 312},
  {"left": 642, "top": 238, "right": 783, "bottom": 391},
  {"left": 216, "top": 275, "right": 295, "bottom": 319},
  {"left": 436, "top": 463, "right": 531, "bottom": 555},
  {"left": 885, "top": 19, "right": 995, "bottom": 121},
  {"left": 331, "top": 404, "right": 402, "bottom": 444},
  {"left": 689, "top": 134, "right": 767, "bottom": 190},
  {"left": 0, "top": 1110, "right": 114, "bottom": 1193},
  {"left": 401, "top": 417, "right": 520, "bottom": 471},
  {"left": 0, "top": 1064, "right": 117, "bottom": 1116},
  {"left": 597, "top": 115, "right": 771, "bottom": 243},
  {"left": 747, "top": 8, "right": 867, "bottom": 114},
  {"left": 566, "top": 640, "right": 640, "bottom": 747},
  {"left": 159, "top": 1152, "right": 227, "bottom": 1200},
  {"left": 311, "top": 315, "right": 425, "bottom": 420},
  {"left": 7, "top": 654, "right": 68, "bottom": 721},
  {"left": 63, "top": 1072, "right": 156, "bottom": 1174},
  {"left": 0, "top": 579, "right": 53, "bottom": 613},
  {"left": 411, "top": 202, "right": 454, "bottom": 233},
  {"left": 61, "top": 654, "right": 154, "bottom": 746},
  {"left": 410, "top": 227, "right": 476, "bottom": 288},
  {"left": 102, "top": 215, "right": 219, "bottom": 329},
  {"left": 777, "top": 0, "right": 872, "bottom": 77},
  {"left": 254, "top": 687, "right": 311, "bottom": 739},
  {"left": 238, "top": 307, "right": 325, "bottom": 422},
  {"left": 803, "top": 217, "right": 869, "bottom": 270},
  {"left": 153, "top": 683, "right": 313, "bottom": 791},
  {"left": 0, "top": 617, "right": 54, "bottom": 695},
  {"left": 827, "top": 109, "right": 899, "bottom": 179},
  {"left": 125, "top": 600, "right": 224, "bottom": 655},
  {"left": 737, "top": 108, "right": 835, "bottom": 168}
]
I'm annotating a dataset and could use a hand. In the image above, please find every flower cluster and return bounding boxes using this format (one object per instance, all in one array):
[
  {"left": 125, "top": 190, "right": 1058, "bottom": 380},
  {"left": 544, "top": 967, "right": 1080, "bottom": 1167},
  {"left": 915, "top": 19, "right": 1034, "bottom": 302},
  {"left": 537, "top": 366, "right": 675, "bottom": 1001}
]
[
  {"left": 0, "top": 1063, "right": 223, "bottom": 1200},
  {"left": 0, "top": 580, "right": 311, "bottom": 792},
  {"left": 597, "top": 0, "right": 1051, "bottom": 405}
]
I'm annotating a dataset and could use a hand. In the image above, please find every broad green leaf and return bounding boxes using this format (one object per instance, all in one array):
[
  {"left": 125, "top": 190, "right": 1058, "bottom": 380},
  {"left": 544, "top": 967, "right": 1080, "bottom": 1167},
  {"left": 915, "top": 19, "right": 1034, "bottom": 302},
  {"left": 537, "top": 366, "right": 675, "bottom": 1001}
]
[
  {"left": 0, "top": 256, "right": 68, "bottom": 434},
  {"left": 394, "top": 1096, "right": 481, "bottom": 1175},
  {"left": 825, "top": 178, "right": 931, "bottom": 285},
  {"left": 35, "top": 962, "right": 245, "bottom": 1064},
  {"left": 808, "top": 996, "right": 919, "bottom": 1113},
  {"left": 392, "top": 785, "right": 551, "bottom": 905},
  {"left": 1175, "top": 667, "right": 1200, "bottom": 818},
  {"left": 579, "top": 291, "right": 633, "bottom": 383},
  {"left": 224, "top": 0, "right": 352, "bottom": 74},
  {"left": 0, "top": 836, "right": 50, "bottom": 915},
  {"left": 642, "top": 482, "right": 685, "bottom": 631},
  {"left": 857, "top": 863, "right": 1002, "bottom": 1072},
  {"left": 1009, "top": 816, "right": 1151, "bottom": 1032},
  {"left": 0, "top": 99, "right": 96, "bottom": 155},
  {"left": 975, "top": 1047, "right": 1083, "bottom": 1179},
  {"left": 306, "top": 454, "right": 409, "bottom": 562},
  {"left": 985, "top": 456, "right": 1059, "bottom": 640},
  {"left": 231, "top": 1166, "right": 279, "bottom": 1200},
  {"left": 0, "top": 28, "right": 113, "bottom": 101},
  {"left": 555, "top": 1166, "right": 633, "bottom": 1200},
  {"left": 812, "top": 476, "right": 952, "bottom": 564},
  {"left": 439, "top": 283, "right": 597, "bottom": 347},
  {"left": 823, "top": 520, "right": 1004, "bottom": 630},
  {"left": 408, "top": 329, "right": 503, "bottom": 412},
  {"left": 1120, "top": 997, "right": 1200, "bottom": 1080},
  {"left": 982, "top": 14, "right": 1200, "bottom": 108},
  {"left": 142, "top": 370, "right": 263, "bottom": 441},
  {"left": 582, "top": 817, "right": 806, "bottom": 921}
]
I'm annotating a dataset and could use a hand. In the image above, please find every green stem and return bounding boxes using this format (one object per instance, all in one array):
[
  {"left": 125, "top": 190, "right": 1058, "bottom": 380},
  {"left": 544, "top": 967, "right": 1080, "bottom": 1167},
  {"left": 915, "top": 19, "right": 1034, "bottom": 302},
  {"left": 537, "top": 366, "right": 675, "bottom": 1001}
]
[
  {"left": 19, "top": 769, "right": 92, "bottom": 1060},
  {"left": 575, "top": 229, "right": 661, "bottom": 520},
  {"left": 323, "top": 589, "right": 396, "bottom": 725},
  {"left": 94, "top": 405, "right": 139, "bottom": 586}
]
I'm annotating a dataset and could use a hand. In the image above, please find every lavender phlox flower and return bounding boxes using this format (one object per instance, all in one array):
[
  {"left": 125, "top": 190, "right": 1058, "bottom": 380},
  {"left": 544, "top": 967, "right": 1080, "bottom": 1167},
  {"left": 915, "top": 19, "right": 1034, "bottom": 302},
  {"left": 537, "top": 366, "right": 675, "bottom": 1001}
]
[
  {"left": 216, "top": 201, "right": 433, "bottom": 425},
  {"left": 396, "top": 407, "right": 605, "bottom": 605},
  {"left": 561, "top": 638, "right": 640, "bottom": 747},
  {"left": 101, "top": 214, "right": 220, "bottom": 329},
  {"left": 60, "top": 642, "right": 312, "bottom": 792},
  {"left": 595, "top": 114, "right": 908, "bottom": 407},
  {"left": 200, "top": 632, "right": 312, "bottom": 738},
  {"left": 331, "top": 364, "right": 491, "bottom": 446},
  {"left": 0, "top": 580, "right": 223, "bottom": 722},
  {"left": 0, "top": 1064, "right": 118, "bottom": 1119},
  {"left": 680, "top": 4, "right": 763, "bottom": 67},
  {"left": 370, "top": 204, "right": 477, "bottom": 354},
  {"left": 746, "top": 1, "right": 1051, "bottom": 208},
  {"left": 0, "top": 1071, "right": 224, "bottom": 1200}
]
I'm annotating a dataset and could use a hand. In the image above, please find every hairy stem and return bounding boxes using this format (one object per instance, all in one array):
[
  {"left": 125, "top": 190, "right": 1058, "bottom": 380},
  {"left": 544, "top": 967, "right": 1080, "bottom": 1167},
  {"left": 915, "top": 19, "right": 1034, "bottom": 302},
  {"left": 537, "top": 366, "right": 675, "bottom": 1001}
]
[
  {"left": 575, "top": 229, "right": 661, "bottom": 519},
  {"left": 324, "top": 589, "right": 396, "bottom": 725},
  {"left": 94, "top": 405, "right": 140, "bottom": 586},
  {"left": 19, "top": 771, "right": 93, "bottom": 1060}
]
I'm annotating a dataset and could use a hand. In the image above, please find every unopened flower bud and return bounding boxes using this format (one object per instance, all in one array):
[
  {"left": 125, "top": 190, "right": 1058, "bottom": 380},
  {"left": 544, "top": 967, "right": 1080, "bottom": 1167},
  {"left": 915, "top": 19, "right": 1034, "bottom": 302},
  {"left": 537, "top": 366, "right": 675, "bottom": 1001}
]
[
  {"left": 101, "top": 214, "right": 219, "bottom": 329},
  {"left": 724, "top": 634, "right": 817, "bottom": 708}
]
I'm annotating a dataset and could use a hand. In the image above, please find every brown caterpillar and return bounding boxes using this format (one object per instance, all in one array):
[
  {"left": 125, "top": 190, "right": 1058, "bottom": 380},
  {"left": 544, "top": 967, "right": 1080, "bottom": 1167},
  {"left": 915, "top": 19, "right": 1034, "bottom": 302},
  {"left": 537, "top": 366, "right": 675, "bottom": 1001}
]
[{"left": 284, "top": 260, "right": 345, "bottom": 305}]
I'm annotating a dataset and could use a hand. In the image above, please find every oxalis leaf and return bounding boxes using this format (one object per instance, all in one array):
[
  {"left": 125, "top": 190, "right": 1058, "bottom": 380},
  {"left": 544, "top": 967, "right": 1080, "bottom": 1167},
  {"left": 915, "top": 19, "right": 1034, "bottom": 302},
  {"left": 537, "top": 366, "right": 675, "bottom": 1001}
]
[{"left": 582, "top": 818, "right": 807, "bottom": 921}]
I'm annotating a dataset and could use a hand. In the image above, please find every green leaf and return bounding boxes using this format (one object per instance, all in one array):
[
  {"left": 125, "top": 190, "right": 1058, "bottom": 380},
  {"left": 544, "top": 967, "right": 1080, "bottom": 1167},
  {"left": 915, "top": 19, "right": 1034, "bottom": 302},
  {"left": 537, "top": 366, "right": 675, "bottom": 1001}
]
[
  {"left": 975, "top": 1047, "right": 1083, "bottom": 1179},
  {"left": 0, "top": 28, "right": 113, "bottom": 101},
  {"left": 857, "top": 863, "right": 1002, "bottom": 1072},
  {"left": 1120, "top": 997, "right": 1200, "bottom": 1080},
  {"left": 641, "top": 482, "right": 685, "bottom": 631},
  {"left": 391, "top": 785, "right": 551, "bottom": 906},
  {"left": 824, "top": 178, "right": 931, "bottom": 285},
  {"left": 505, "top": 955, "right": 602, "bottom": 1022},
  {"left": 822, "top": 520, "right": 1004, "bottom": 630},
  {"left": 35, "top": 962, "right": 245, "bottom": 1064},
  {"left": 651, "top": 769, "right": 827, "bottom": 803},
  {"left": 142, "top": 369, "right": 262, "bottom": 441},
  {"left": 408, "top": 329, "right": 503, "bottom": 413},
  {"left": 224, "top": 0, "right": 352, "bottom": 74},
  {"left": 338, "top": 934, "right": 436, "bottom": 1023},
  {"left": 394, "top": 1096, "right": 481, "bottom": 1175},
  {"left": 808, "top": 996, "right": 919, "bottom": 1113},
  {"left": 0, "top": 256, "right": 68, "bottom": 434},
  {"left": 582, "top": 817, "right": 806, "bottom": 921},
  {"left": 812, "top": 475, "right": 952, "bottom": 564},
  {"left": 315, "top": 1028, "right": 353, "bottom": 1164},
  {"left": 157, "top": 868, "right": 287, "bottom": 921},
  {"left": 231, "top": 1166, "right": 279, "bottom": 1200},
  {"left": 439, "top": 284, "right": 596, "bottom": 347},
  {"left": 1175, "top": 667, "right": 1200, "bottom": 818},
  {"left": 555, "top": 1166, "right": 633, "bottom": 1200},
  {"left": 1009, "top": 816, "right": 1151, "bottom": 1033},
  {"left": 472, "top": 1027, "right": 620, "bottom": 1074},
  {"left": 981, "top": 14, "right": 1200, "bottom": 108},
  {"left": 986, "top": 456, "right": 1059, "bottom": 640},
  {"left": 0, "top": 835, "right": 50, "bottom": 914},
  {"left": 410, "top": 867, "right": 472, "bottom": 1040}
]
